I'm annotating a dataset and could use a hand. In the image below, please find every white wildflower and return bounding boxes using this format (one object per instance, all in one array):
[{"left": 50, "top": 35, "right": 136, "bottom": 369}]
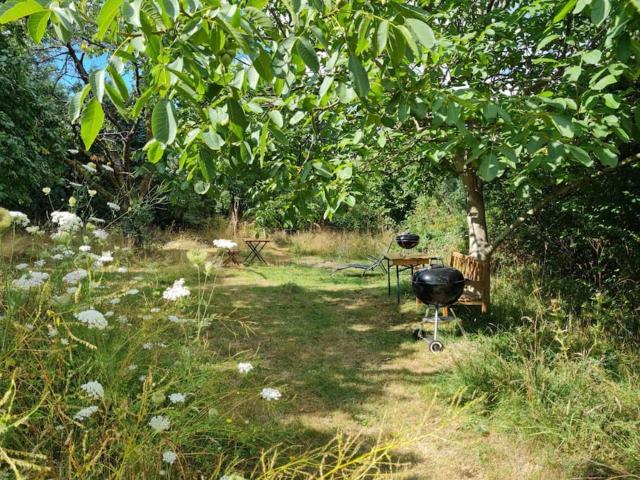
[
  {"left": 75, "top": 309, "right": 108, "bottom": 330},
  {"left": 150, "top": 307, "right": 160, "bottom": 313},
  {"left": 127, "top": 364, "right": 137, "bottom": 371},
  {"left": 25, "top": 323, "right": 34, "bottom": 330},
  {"left": 168, "top": 393, "right": 186, "bottom": 404},
  {"left": 51, "top": 211, "right": 83, "bottom": 233},
  {"left": 34, "top": 259, "right": 46, "bottom": 267},
  {"left": 66, "top": 286, "right": 77, "bottom": 294},
  {"left": 52, "top": 254, "right": 64, "bottom": 260},
  {"left": 60, "top": 338, "right": 69, "bottom": 345},
  {"left": 260, "top": 388, "right": 282, "bottom": 401},
  {"left": 213, "top": 239, "right": 237, "bottom": 249},
  {"left": 237, "top": 362, "right": 254, "bottom": 374},
  {"left": 79, "top": 245, "right": 92, "bottom": 252},
  {"left": 63, "top": 269, "right": 88, "bottom": 284},
  {"left": 12, "top": 271, "right": 49, "bottom": 289},
  {"left": 15, "top": 263, "right": 28, "bottom": 270},
  {"left": 102, "top": 164, "right": 114, "bottom": 172},
  {"left": 80, "top": 381, "right": 104, "bottom": 399},
  {"left": 126, "top": 288, "right": 139, "bottom": 295},
  {"left": 89, "top": 216, "right": 105, "bottom": 224},
  {"left": 148, "top": 415, "right": 170, "bottom": 432},
  {"left": 93, "top": 229, "right": 109, "bottom": 240},
  {"left": 73, "top": 405, "right": 98, "bottom": 421},
  {"left": 162, "top": 279, "right": 190, "bottom": 301},
  {"left": 82, "top": 162, "right": 97, "bottom": 174},
  {"left": 107, "top": 202, "right": 121, "bottom": 212},
  {"left": 162, "top": 450, "right": 177, "bottom": 465},
  {"left": 47, "top": 325, "right": 58, "bottom": 337},
  {"left": 9, "top": 211, "right": 30, "bottom": 227},
  {"left": 117, "top": 266, "right": 128, "bottom": 273},
  {"left": 26, "top": 225, "right": 40, "bottom": 234},
  {"left": 142, "top": 342, "right": 154, "bottom": 350},
  {"left": 109, "top": 297, "right": 121, "bottom": 305},
  {"left": 104, "top": 311, "right": 114, "bottom": 317},
  {"left": 99, "top": 251, "right": 114, "bottom": 263}
]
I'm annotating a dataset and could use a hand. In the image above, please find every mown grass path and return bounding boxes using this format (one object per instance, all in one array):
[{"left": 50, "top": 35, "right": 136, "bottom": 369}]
[{"left": 163, "top": 241, "right": 561, "bottom": 479}]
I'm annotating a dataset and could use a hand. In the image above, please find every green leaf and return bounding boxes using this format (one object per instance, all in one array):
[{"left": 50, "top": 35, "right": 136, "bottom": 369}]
[
  {"left": 478, "top": 154, "right": 500, "bottom": 181},
  {"left": 151, "top": 99, "right": 177, "bottom": 145},
  {"left": 145, "top": 139, "right": 165, "bottom": 163},
  {"left": 568, "top": 145, "right": 593, "bottom": 166},
  {"left": 69, "top": 84, "right": 90, "bottom": 123},
  {"left": 348, "top": 55, "right": 369, "bottom": 98},
  {"left": 27, "top": 10, "right": 50, "bottom": 43},
  {"left": 603, "top": 93, "right": 620, "bottom": 109},
  {"left": 594, "top": 146, "right": 618, "bottom": 166},
  {"left": 90, "top": 69, "right": 105, "bottom": 103},
  {"left": 319, "top": 75, "right": 333, "bottom": 98},
  {"left": 295, "top": 36, "right": 319, "bottom": 73},
  {"left": 553, "top": 0, "right": 577, "bottom": 23},
  {"left": 132, "top": 88, "right": 152, "bottom": 118},
  {"left": 202, "top": 129, "right": 225, "bottom": 150},
  {"left": 591, "top": 74, "right": 617, "bottom": 90},
  {"left": 268, "top": 110, "right": 283, "bottom": 128},
  {"left": 550, "top": 114, "right": 575, "bottom": 138},
  {"left": 253, "top": 51, "right": 274, "bottom": 82},
  {"left": 194, "top": 180, "right": 210, "bottom": 195},
  {"left": 591, "top": 0, "right": 610, "bottom": 26},
  {"left": 96, "top": 0, "right": 124, "bottom": 40},
  {"left": 160, "top": 0, "right": 179, "bottom": 21},
  {"left": 289, "top": 111, "right": 305, "bottom": 125},
  {"left": 123, "top": 0, "right": 142, "bottom": 27},
  {"left": 376, "top": 20, "right": 389, "bottom": 54},
  {"left": 0, "top": 0, "right": 46, "bottom": 24},
  {"left": 107, "top": 65, "right": 129, "bottom": 102},
  {"left": 482, "top": 103, "right": 498, "bottom": 121},
  {"left": 581, "top": 49, "right": 601, "bottom": 65},
  {"left": 227, "top": 98, "right": 247, "bottom": 138},
  {"left": 404, "top": 18, "right": 435, "bottom": 49},
  {"left": 396, "top": 25, "right": 419, "bottom": 59},
  {"left": 537, "top": 34, "right": 560, "bottom": 51},
  {"left": 80, "top": 98, "right": 105, "bottom": 150},
  {"left": 573, "top": 0, "right": 591, "bottom": 14},
  {"left": 564, "top": 65, "right": 582, "bottom": 82}
]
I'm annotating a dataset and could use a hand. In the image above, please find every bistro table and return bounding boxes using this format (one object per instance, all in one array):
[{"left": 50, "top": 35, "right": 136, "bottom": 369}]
[
  {"left": 384, "top": 254, "right": 444, "bottom": 304},
  {"left": 243, "top": 239, "right": 271, "bottom": 265},
  {"left": 222, "top": 249, "right": 242, "bottom": 266}
]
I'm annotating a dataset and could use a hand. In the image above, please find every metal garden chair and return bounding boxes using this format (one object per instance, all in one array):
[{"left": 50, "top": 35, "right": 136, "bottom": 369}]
[{"left": 332, "top": 239, "right": 393, "bottom": 276}]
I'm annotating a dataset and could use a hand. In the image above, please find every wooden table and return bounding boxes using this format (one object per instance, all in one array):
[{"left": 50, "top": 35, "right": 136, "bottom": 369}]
[
  {"left": 384, "top": 254, "right": 444, "bottom": 304},
  {"left": 243, "top": 239, "right": 271, "bottom": 265},
  {"left": 222, "top": 249, "right": 242, "bottom": 266}
]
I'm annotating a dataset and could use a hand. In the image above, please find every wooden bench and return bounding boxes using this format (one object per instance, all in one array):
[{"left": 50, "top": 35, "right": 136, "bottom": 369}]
[{"left": 444, "top": 252, "right": 490, "bottom": 314}]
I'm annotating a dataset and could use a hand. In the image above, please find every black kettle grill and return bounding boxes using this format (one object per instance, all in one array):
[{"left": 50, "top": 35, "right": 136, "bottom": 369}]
[
  {"left": 395, "top": 232, "right": 420, "bottom": 250},
  {"left": 411, "top": 266, "right": 465, "bottom": 352}
]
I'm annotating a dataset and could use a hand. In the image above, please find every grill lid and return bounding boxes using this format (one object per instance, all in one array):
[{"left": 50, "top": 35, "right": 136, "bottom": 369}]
[{"left": 412, "top": 266, "right": 465, "bottom": 286}]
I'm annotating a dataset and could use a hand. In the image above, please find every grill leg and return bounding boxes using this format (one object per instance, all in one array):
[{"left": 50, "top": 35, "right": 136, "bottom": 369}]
[
  {"left": 396, "top": 265, "right": 400, "bottom": 304},
  {"left": 433, "top": 308, "right": 439, "bottom": 341}
]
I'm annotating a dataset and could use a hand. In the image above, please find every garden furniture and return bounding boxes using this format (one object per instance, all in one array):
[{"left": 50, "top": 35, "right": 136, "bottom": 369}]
[{"left": 243, "top": 239, "right": 271, "bottom": 265}]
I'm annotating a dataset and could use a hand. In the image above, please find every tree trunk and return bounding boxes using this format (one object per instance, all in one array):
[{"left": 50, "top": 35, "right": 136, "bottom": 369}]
[
  {"left": 230, "top": 195, "right": 240, "bottom": 238},
  {"left": 456, "top": 162, "right": 490, "bottom": 260}
]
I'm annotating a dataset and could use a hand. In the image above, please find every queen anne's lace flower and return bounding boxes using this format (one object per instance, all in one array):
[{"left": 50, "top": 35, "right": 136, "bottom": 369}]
[
  {"left": 76, "top": 309, "right": 108, "bottom": 330},
  {"left": 34, "top": 259, "right": 46, "bottom": 267},
  {"left": 51, "top": 211, "right": 83, "bottom": 233},
  {"left": 148, "top": 415, "right": 171, "bottom": 432},
  {"left": 79, "top": 245, "right": 92, "bottom": 252},
  {"left": 52, "top": 254, "right": 64, "bottom": 260},
  {"left": 260, "top": 388, "right": 282, "bottom": 401},
  {"left": 63, "top": 269, "right": 88, "bottom": 284},
  {"left": 237, "top": 362, "right": 254, "bottom": 374},
  {"left": 126, "top": 288, "right": 139, "bottom": 295},
  {"left": 99, "top": 251, "right": 114, "bottom": 263},
  {"left": 107, "top": 202, "right": 121, "bottom": 212},
  {"left": 15, "top": 263, "right": 28, "bottom": 270},
  {"left": 162, "top": 279, "right": 190, "bottom": 301},
  {"left": 12, "top": 271, "right": 49, "bottom": 289},
  {"left": 26, "top": 225, "right": 40, "bottom": 234},
  {"left": 213, "top": 239, "right": 237, "bottom": 249},
  {"left": 73, "top": 405, "right": 98, "bottom": 421},
  {"left": 93, "top": 229, "right": 109, "bottom": 240},
  {"left": 168, "top": 393, "right": 186, "bottom": 404},
  {"left": 9, "top": 211, "right": 30, "bottom": 227},
  {"left": 80, "top": 381, "right": 104, "bottom": 399},
  {"left": 162, "top": 450, "right": 177, "bottom": 465},
  {"left": 117, "top": 266, "right": 128, "bottom": 273}
]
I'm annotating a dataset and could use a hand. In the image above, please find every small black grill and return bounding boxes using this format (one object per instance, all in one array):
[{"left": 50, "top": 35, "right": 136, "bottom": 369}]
[
  {"left": 411, "top": 265, "right": 466, "bottom": 353},
  {"left": 412, "top": 266, "right": 465, "bottom": 307},
  {"left": 395, "top": 232, "right": 420, "bottom": 249}
]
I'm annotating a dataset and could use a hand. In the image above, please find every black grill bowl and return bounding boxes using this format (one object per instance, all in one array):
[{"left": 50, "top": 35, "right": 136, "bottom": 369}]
[
  {"left": 396, "top": 233, "right": 420, "bottom": 249},
  {"left": 412, "top": 266, "right": 465, "bottom": 306}
]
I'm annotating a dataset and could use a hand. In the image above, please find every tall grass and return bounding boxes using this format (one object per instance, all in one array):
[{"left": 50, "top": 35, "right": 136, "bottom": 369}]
[
  {"left": 444, "top": 263, "right": 640, "bottom": 477},
  {"left": 0, "top": 230, "right": 403, "bottom": 479},
  {"left": 281, "top": 229, "right": 392, "bottom": 261}
]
